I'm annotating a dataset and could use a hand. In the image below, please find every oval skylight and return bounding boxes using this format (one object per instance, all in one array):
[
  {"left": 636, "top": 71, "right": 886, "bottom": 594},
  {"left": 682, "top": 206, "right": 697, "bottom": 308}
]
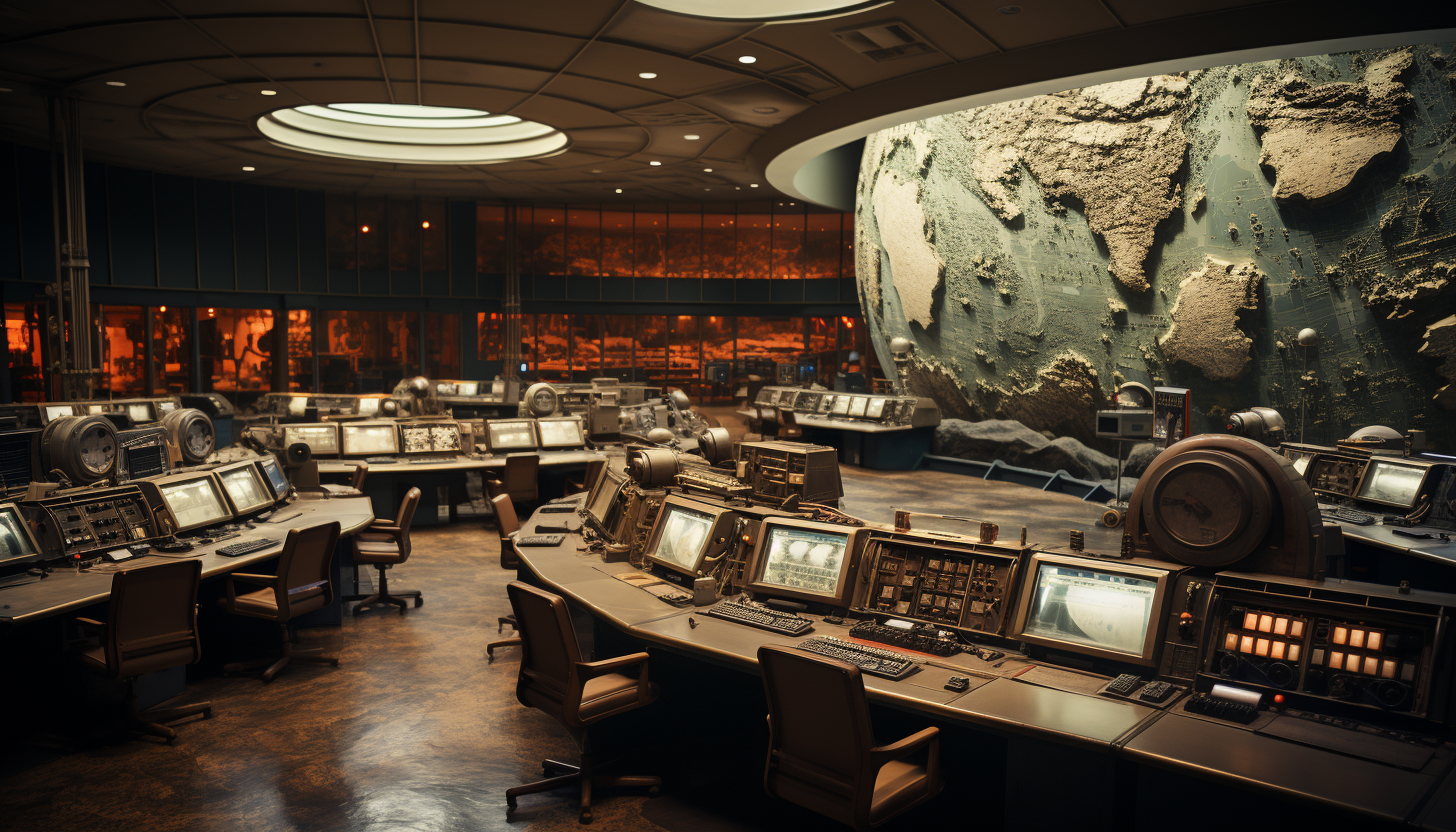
[
  {"left": 633, "top": 0, "right": 889, "bottom": 21},
  {"left": 257, "top": 103, "right": 568, "bottom": 165}
]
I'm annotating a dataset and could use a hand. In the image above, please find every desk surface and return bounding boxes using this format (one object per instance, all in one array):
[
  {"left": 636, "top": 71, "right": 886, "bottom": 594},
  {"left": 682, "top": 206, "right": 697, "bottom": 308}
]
[
  {"left": 0, "top": 495, "right": 375, "bottom": 624},
  {"left": 1331, "top": 517, "right": 1456, "bottom": 565},
  {"left": 317, "top": 449, "right": 603, "bottom": 475}
]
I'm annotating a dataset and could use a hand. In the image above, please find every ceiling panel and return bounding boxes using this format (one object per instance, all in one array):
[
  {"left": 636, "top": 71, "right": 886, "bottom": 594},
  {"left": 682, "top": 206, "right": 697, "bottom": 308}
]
[
  {"left": 1106, "top": 0, "right": 1268, "bottom": 27},
  {"left": 941, "top": 0, "right": 1120, "bottom": 51}
]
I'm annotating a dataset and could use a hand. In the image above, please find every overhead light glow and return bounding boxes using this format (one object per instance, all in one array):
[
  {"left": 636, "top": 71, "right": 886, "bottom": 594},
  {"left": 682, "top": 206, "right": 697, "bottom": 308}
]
[
  {"left": 421, "top": 221, "right": 431, "bottom": 229},
  {"left": 649, "top": 160, "right": 662, "bottom": 166},
  {"left": 634, "top": 0, "right": 889, "bottom": 21},
  {"left": 684, "top": 134, "right": 700, "bottom": 140},
  {"left": 257, "top": 102, "right": 568, "bottom": 165},
  {"left": 241, "top": 166, "right": 255, "bottom": 171},
  {"left": 105, "top": 81, "right": 127, "bottom": 87},
  {"left": 614, "top": 188, "right": 623, "bottom": 194},
  {"left": 750, "top": 183, "right": 758, "bottom": 187},
  {"left": 260, "top": 89, "right": 277, "bottom": 96},
  {"left": 638, "top": 72, "right": 658, "bottom": 79},
  {"left": 738, "top": 56, "right": 757, "bottom": 64},
  {"left": 703, "top": 168, "right": 713, "bottom": 172},
  {"left": 361, "top": 225, "right": 371, "bottom": 233}
]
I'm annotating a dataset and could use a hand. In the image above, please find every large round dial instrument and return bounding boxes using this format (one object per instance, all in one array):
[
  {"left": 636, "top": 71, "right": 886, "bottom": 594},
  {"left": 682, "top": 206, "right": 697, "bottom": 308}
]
[
  {"left": 162, "top": 408, "right": 216, "bottom": 465},
  {"left": 40, "top": 415, "right": 119, "bottom": 483},
  {"left": 1140, "top": 449, "right": 1273, "bottom": 567}
]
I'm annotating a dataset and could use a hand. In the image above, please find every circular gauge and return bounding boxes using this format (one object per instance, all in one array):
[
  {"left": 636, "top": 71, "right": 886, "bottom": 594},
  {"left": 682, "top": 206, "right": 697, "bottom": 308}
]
[
  {"left": 40, "top": 415, "right": 119, "bottom": 483},
  {"left": 524, "top": 382, "right": 558, "bottom": 417},
  {"left": 1141, "top": 450, "right": 1273, "bottom": 567},
  {"left": 162, "top": 408, "right": 216, "bottom": 464}
]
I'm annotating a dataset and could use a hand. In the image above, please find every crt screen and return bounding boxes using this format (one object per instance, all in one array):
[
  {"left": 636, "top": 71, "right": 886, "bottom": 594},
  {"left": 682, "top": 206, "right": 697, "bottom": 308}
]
[
  {"left": 127, "top": 403, "right": 153, "bottom": 422},
  {"left": 261, "top": 457, "right": 289, "bottom": 496},
  {"left": 161, "top": 478, "right": 229, "bottom": 530},
  {"left": 586, "top": 472, "right": 623, "bottom": 525},
  {"left": 832, "top": 397, "right": 850, "bottom": 416},
  {"left": 1022, "top": 564, "right": 1157, "bottom": 658},
  {"left": 757, "top": 525, "right": 849, "bottom": 597},
  {"left": 285, "top": 425, "right": 338, "bottom": 454},
  {"left": 537, "top": 420, "right": 582, "bottom": 447},
  {"left": 651, "top": 504, "right": 714, "bottom": 572},
  {"left": 456, "top": 382, "right": 478, "bottom": 396},
  {"left": 44, "top": 405, "right": 74, "bottom": 420},
  {"left": 848, "top": 397, "right": 868, "bottom": 417},
  {"left": 343, "top": 425, "right": 398, "bottom": 455},
  {"left": 489, "top": 422, "right": 537, "bottom": 449},
  {"left": 220, "top": 467, "right": 270, "bottom": 511},
  {"left": 866, "top": 398, "right": 887, "bottom": 419},
  {"left": 1357, "top": 462, "right": 1425, "bottom": 506},
  {"left": 0, "top": 506, "right": 37, "bottom": 565},
  {"left": 357, "top": 398, "right": 380, "bottom": 416}
]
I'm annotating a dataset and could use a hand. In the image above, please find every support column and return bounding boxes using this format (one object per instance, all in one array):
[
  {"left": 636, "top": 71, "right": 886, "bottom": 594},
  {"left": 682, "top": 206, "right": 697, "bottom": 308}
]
[{"left": 47, "top": 95, "right": 94, "bottom": 401}]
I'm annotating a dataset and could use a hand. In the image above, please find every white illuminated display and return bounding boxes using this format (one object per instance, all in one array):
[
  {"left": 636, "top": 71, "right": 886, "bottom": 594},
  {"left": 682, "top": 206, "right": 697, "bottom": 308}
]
[{"left": 258, "top": 103, "right": 568, "bottom": 165}]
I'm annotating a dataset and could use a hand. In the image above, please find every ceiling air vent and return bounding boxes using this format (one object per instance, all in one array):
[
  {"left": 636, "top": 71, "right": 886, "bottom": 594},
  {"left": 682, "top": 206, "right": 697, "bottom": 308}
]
[{"left": 834, "top": 22, "right": 935, "bottom": 62}]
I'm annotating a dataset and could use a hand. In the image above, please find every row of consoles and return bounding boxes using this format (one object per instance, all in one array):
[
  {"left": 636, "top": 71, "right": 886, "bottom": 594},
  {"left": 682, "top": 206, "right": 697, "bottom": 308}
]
[
  {"left": 1280, "top": 443, "right": 1456, "bottom": 531},
  {"left": 253, "top": 415, "right": 592, "bottom": 462},
  {"left": 0, "top": 452, "right": 294, "bottom": 570},
  {"left": 750, "top": 386, "right": 940, "bottom": 431},
  {"left": 562, "top": 449, "right": 1456, "bottom": 742}
]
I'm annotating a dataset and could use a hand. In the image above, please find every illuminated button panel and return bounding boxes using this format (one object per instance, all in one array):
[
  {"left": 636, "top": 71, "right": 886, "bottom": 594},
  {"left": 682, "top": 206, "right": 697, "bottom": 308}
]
[{"left": 864, "top": 537, "right": 1016, "bottom": 634}]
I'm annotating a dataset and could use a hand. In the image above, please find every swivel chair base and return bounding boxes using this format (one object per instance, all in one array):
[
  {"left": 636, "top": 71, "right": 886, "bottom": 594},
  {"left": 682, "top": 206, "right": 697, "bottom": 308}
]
[
  {"left": 353, "top": 564, "right": 422, "bottom": 615},
  {"left": 122, "top": 685, "right": 212, "bottom": 744},
  {"left": 225, "top": 624, "right": 339, "bottom": 682},
  {"left": 506, "top": 747, "right": 660, "bottom": 824},
  {"left": 487, "top": 614, "right": 520, "bottom": 661}
]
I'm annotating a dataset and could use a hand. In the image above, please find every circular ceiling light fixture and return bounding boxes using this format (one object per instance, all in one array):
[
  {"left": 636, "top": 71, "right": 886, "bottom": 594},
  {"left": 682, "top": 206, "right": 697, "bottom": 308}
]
[
  {"left": 638, "top": 72, "right": 658, "bottom": 79},
  {"left": 105, "top": 81, "right": 127, "bottom": 87},
  {"left": 260, "top": 89, "right": 277, "bottom": 96},
  {"left": 738, "top": 55, "right": 757, "bottom": 64},
  {"left": 634, "top": 0, "right": 890, "bottom": 22},
  {"left": 257, "top": 103, "right": 568, "bottom": 165}
]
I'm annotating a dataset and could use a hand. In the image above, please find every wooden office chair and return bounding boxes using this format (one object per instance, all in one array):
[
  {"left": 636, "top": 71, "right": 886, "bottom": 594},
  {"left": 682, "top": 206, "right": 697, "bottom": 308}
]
[
  {"left": 486, "top": 494, "right": 522, "bottom": 661},
  {"left": 758, "top": 645, "right": 942, "bottom": 831},
  {"left": 350, "top": 461, "right": 369, "bottom": 491},
  {"left": 219, "top": 522, "right": 342, "bottom": 682},
  {"left": 485, "top": 453, "right": 540, "bottom": 508},
  {"left": 351, "top": 487, "right": 424, "bottom": 615},
  {"left": 73, "top": 559, "right": 212, "bottom": 744},
  {"left": 504, "top": 581, "right": 661, "bottom": 823},
  {"left": 565, "top": 458, "right": 605, "bottom": 495}
]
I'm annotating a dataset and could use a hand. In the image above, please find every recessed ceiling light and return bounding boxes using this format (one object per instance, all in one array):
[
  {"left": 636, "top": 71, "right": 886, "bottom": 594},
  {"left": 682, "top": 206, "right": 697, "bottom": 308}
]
[
  {"left": 615, "top": 188, "right": 623, "bottom": 193},
  {"left": 260, "top": 89, "right": 277, "bottom": 96},
  {"left": 241, "top": 166, "right": 255, "bottom": 171},
  {"left": 105, "top": 81, "right": 126, "bottom": 87},
  {"left": 638, "top": 72, "right": 658, "bottom": 79},
  {"left": 997, "top": 4, "right": 1021, "bottom": 13},
  {"left": 703, "top": 167, "right": 713, "bottom": 172},
  {"left": 738, "top": 56, "right": 757, "bottom": 64},
  {"left": 421, "top": 221, "right": 430, "bottom": 229},
  {"left": 649, "top": 160, "right": 662, "bottom": 166},
  {"left": 684, "top": 134, "right": 700, "bottom": 140},
  {"left": 750, "top": 183, "right": 759, "bottom": 188},
  {"left": 257, "top": 102, "right": 567, "bottom": 164},
  {"left": 735, "top": 187, "right": 741, "bottom": 190}
]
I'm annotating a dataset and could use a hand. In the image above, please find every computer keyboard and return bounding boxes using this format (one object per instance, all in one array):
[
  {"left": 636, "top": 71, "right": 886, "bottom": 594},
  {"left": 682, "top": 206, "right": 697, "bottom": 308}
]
[
  {"left": 518, "top": 533, "right": 566, "bottom": 547},
  {"left": 365, "top": 457, "right": 398, "bottom": 465},
  {"left": 796, "top": 636, "right": 917, "bottom": 680},
  {"left": 406, "top": 455, "right": 460, "bottom": 464},
  {"left": 1328, "top": 507, "right": 1376, "bottom": 526},
  {"left": 703, "top": 599, "right": 813, "bottom": 636},
  {"left": 217, "top": 538, "right": 280, "bottom": 557}
]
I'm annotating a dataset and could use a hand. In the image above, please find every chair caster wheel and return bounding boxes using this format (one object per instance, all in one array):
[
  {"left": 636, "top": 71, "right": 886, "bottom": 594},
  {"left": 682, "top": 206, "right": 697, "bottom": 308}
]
[
  {"left": 506, "top": 797, "right": 517, "bottom": 809},
  {"left": 414, "top": 598, "right": 423, "bottom": 607}
]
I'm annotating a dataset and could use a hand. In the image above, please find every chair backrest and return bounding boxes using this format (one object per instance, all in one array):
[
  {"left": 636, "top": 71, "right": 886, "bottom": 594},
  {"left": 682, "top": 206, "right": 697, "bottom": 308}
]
[
  {"left": 507, "top": 580, "right": 586, "bottom": 725},
  {"left": 393, "top": 487, "right": 421, "bottom": 561},
  {"left": 502, "top": 453, "right": 540, "bottom": 503},
  {"left": 493, "top": 493, "right": 521, "bottom": 568},
  {"left": 274, "top": 521, "right": 341, "bottom": 620},
  {"left": 758, "top": 645, "right": 875, "bottom": 827},
  {"left": 350, "top": 461, "right": 369, "bottom": 491},
  {"left": 103, "top": 559, "right": 203, "bottom": 678}
]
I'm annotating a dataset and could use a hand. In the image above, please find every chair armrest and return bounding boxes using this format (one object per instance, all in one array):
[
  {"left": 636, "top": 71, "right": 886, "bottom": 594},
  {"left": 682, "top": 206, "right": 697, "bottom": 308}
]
[
  {"left": 368, "top": 521, "right": 401, "bottom": 531},
  {"left": 75, "top": 616, "right": 105, "bottom": 628},
  {"left": 360, "top": 525, "right": 406, "bottom": 544},
  {"left": 230, "top": 572, "right": 278, "bottom": 585},
  {"left": 869, "top": 726, "right": 939, "bottom": 768},
  {"left": 577, "top": 652, "right": 650, "bottom": 696}
]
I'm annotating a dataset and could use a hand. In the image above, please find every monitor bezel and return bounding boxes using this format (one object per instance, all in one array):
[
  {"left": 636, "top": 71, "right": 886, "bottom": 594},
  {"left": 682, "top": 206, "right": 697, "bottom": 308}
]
[
  {"left": 41, "top": 404, "right": 78, "bottom": 423},
  {"left": 1353, "top": 458, "right": 1432, "bottom": 509},
  {"left": 338, "top": 421, "right": 400, "bottom": 457},
  {"left": 256, "top": 454, "right": 290, "bottom": 499},
  {"left": 536, "top": 417, "right": 585, "bottom": 449},
  {"left": 151, "top": 471, "right": 235, "bottom": 534},
  {"left": 745, "top": 516, "right": 865, "bottom": 610},
  {"left": 485, "top": 419, "right": 539, "bottom": 453},
  {"left": 213, "top": 460, "right": 277, "bottom": 515},
  {"left": 0, "top": 501, "right": 43, "bottom": 569},
  {"left": 582, "top": 464, "right": 627, "bottom": 535},
  {"left": 282, "top": 422, "right": 340, "bottom": 457},
  {"left": 1009, "top": 552, "right": 1173, "bottom": 667},
  {"left": 642, "top": 495, "right": 737, "bottom": 580}
]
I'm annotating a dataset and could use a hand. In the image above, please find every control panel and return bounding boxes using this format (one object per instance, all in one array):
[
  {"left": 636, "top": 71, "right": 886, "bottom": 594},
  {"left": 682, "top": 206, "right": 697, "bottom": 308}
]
[
  {"left": 21, "top": 485, "right": 161, "bottom": 562},
  {"left": 736, "top": 440, "right": 842, "bottom": 505},
  {"left": 1308, "top": 453, "right": 1369, "bottom": 499},
  {"left": 858, "top": 532, "right": 1022, "bottom": 636}
]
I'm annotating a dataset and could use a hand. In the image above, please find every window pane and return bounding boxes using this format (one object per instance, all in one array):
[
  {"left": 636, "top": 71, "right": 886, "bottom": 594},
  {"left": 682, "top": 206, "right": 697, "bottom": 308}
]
[
  {"left": 736, "top": 206, "right": 771, "bottom": 279},
  {"left": 101, "top": 306, "right": 146, "bottom": 396},
  {"left": 808, "top": 316, "right": 835, "bottom": 353},
  {"left": 151, "top": 306, "right": 191, "bottom": 395},
  {"left": 737, "top": 316, "right": 802, "bottom": 362},
  {"left": 532, "top": 205, "right": 566, "bottom": 276},
  {"left": 602, "top": 314, "right": 633, "bottom": 376},
  {"left": 636, "top": 315, "right": 667, "bottom": 380},
  {"left": 204, "top": 307, "right": 274, "bottom": 398},
  {"left": 634, "top": 207, "right": 666, "bottom": 277},
  {"left": 570, "top": 315, "right": 601, "bottom": 377},
  {"left": 771, "top": 203, "right": 804, "bottom": 279},
  {"left": 668, "top": 315, "right": 700, "bottom": 375},
  {"left": 319, "top": 310, "right": 371, "bottom": 393},
  {"left": 381, "top": 312, "right": 419, "bottom": 382},
  {"left": 477, "top": 204, "right": 507, "bottom": 274},
  {"left": 421, "top": 198, "right": 447, "bottom": 272},
  {"left": 287, "top": 309, "right": 313, "bottom": 392},
  {"left": 602, "top": 210, "right": 633, "bottom": 277},
  {"left": 567, "top": 205, "right": 601, "bottom": 276},
  {"left": 667, "top": 205, "right": 701, "bottom": 278},
  {"left": 477, "top": 311, "right": 503, "bottom": 361},
  {"left": 358, "top": 197, "right": 386, "bottom": 272},
  {"left": 325, "top": 192, "right": 356, "bottom": 271},
  {"left": 842, "top": 213, "right": 854, "bottom": 279},
  {"left": 389, "top": 197, "right": 419, "bottom": 272},
  {"left": 703, "top": 210, "right": 736, "bottom": 278},
  {"left": 537, "top": 313, "right": 569, "bottom": 379},
  {"left": 805, "top": 211, "right": 841, "bottom": 280},
  {"left": 424, "top": 312, "right": 461, "bottom": 378},
  {"left": 519, "top": 313, "right": 536, "bottom": 372}
]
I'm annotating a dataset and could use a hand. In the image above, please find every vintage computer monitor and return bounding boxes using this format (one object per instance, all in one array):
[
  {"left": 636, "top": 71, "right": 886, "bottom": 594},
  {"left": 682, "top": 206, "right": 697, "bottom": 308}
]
[
  {"left": 399, "top": 421, "right": 463, "bottom": 455},
  {"left": 0, "top": 428, "right": 43, "bottom": 498},
  {"left": 140, "top": 471, "right": 235, "bottom": 535},
  {"left": 1009, "top": 552, "right": 1178, "bottom": 668},
  {"left": 1353, "top": 457, "right": 1432, "bottom": 511},
  {"left": 641, "top": 495, "right": 742, "bottom": 588},
  {"left": 536, "top": 417, "right": 586, "bottom": 450},
  {"left": 255, "top": 454, "right": 291, "bottom": 501},
  {"left": 485, "top": 419, "right": 539, "bottom": 453},
  {"left": 581, "top": 464, "right": 628, "bottom": 536},
  {"left": 213, "top": 460, "right": 277, "bottom": 516},
  {"left": 125, "top": 402, "right": 157, "bottom": 424},
  {"left": 0, "top": 502, "right": 42, "bottom": 570},
  {"left": 340, "top": 422, "right": 400, "bottom": 457},
  {"left": 746, "top": 517, "right": 869, "bottom": 614},
  {"left": 282, "top": 423, "right": 340, "bottom": 458}
]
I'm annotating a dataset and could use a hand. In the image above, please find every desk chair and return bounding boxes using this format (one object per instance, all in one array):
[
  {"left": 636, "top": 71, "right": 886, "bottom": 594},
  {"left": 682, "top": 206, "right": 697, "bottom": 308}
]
[
  {"left": 565, "top": 458, "right": 605, "bottom": 495},
  {"left": 220, "top": 522, "right": 342, "bottom": 682},
  {"left": 504, "top": 581, "right": 660, "bottom": 823},
  {"left": 758, "top": 645, "right": 941, "bottom": 831},
  {"left": 350, "top": 461, "right": 369, "bottom": 491},
  {"left": 351, "top": 486, "right": 423, "bottom": 615},
  {"left": 486, "top": 494, "right": 522, "bottom": 661},
  {"left": 73, "top": 559, "right": 212, "bottom": 744},
  {"left": 485, "top": 453, "right": 540, "bottom": 509}
]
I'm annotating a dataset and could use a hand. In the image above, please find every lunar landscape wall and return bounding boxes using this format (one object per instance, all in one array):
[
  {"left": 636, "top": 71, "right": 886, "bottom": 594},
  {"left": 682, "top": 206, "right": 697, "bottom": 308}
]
[{"left": 857, "top": 41, "right": 1456, "bottom": 450}]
